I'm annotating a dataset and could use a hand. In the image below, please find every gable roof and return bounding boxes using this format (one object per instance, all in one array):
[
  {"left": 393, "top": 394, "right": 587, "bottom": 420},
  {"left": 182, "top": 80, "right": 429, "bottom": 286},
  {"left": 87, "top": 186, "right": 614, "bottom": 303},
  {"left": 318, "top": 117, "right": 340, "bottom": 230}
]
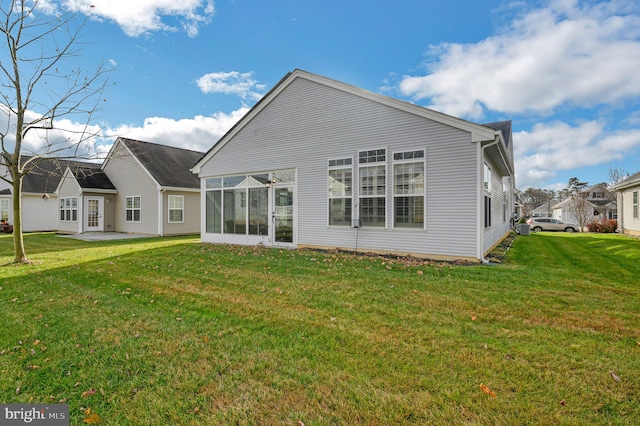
[
  {"left": 192, "top": 69, "right": 512, "bottom": 174},
  {"left": 6, "top": 156, "right": 104, "bottom": 195},
  {"left": 552, "top": 196, "right": 597, "bottom": 210},
  {"left": 110, "top": 138, "right": 204, "bottom": 189}
]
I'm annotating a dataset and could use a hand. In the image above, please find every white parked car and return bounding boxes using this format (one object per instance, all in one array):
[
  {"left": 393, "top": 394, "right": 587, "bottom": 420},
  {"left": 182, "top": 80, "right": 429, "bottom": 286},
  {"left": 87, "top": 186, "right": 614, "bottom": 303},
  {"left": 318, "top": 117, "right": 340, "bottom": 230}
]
[{"left": 526, "top": 217, "right": 579, "bottom": 232}]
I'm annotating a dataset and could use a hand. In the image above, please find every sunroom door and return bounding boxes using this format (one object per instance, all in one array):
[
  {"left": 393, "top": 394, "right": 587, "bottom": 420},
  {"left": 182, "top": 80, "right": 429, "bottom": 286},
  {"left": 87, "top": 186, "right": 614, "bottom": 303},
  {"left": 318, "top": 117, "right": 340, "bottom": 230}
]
[{"left": 272, "top": 185, "right": 295, "bottom": 247}]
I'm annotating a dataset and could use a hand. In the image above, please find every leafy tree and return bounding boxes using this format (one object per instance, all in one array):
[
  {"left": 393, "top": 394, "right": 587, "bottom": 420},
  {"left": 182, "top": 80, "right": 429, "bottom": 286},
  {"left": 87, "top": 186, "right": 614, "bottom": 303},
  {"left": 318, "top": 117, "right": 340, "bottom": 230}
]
[
  {"left": 566, "top": 177, "right": 589, "bottom": 195},
  {"left": 520, "top": 187, "right": 556, "bottom": 216},
  {"left": 0, "top": 0, "right": 112, "bottom": 263}
]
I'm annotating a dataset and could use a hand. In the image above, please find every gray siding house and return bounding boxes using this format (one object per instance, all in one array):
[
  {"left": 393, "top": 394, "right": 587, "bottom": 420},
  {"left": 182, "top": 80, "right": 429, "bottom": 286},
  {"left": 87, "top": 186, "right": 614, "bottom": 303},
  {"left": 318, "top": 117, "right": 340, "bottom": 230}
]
[{"left": 192, "top": 70, "right": 515, "bottom": 261}]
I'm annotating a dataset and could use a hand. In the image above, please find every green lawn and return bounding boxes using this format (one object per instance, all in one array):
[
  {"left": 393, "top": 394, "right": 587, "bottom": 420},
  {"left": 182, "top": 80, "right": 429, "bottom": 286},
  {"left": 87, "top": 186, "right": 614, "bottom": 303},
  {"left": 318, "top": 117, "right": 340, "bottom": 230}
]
[{"left": 1, "top": 232, "right": 639, "bottom": 425}]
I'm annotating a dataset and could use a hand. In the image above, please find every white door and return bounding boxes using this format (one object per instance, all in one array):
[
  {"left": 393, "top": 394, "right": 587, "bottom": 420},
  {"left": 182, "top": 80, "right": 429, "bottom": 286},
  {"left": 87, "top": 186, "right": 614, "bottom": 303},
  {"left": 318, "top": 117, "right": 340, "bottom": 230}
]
[
  {"left": 85, "top": 197, "right": 104, "bottom": 232},
  {"left": 272, "top": 185, "right": 295, "bottom": 247}
]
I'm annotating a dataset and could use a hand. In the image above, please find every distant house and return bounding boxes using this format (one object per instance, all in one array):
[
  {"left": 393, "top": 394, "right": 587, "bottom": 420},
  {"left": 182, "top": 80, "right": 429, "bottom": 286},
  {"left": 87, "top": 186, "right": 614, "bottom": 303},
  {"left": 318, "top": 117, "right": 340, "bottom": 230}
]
[
  {"left": 55, "top": 162, "right": 117, "bottom": 234},
  {"left": 530, "top": 200, "right": 559, "bottom": 218},
  {"left": 552, "top": 183, "right": 616, "bottom": 225},
  {"left": 191, "top": 69, "right": 515, "bottom": 262},
  {"left": 0, "top": 157, "right": 95, "bottom": 232},
  {"left": 611, "top": 171, "right": 640, "bottom": 236},
  {"left": 1, "top": 139, "right": 203, "bottom": 236},
  {"left": 71, "top": 137, "right": 204, "bottom": 236}
]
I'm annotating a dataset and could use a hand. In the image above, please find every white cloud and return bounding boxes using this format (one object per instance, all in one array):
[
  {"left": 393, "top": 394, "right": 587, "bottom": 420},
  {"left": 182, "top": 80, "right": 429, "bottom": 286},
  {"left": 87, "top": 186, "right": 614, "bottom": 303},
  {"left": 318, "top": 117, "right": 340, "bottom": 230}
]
[
  {"left": 62, "top": 0, "right": 215, "bottom": 38},
  {"left": 2, "top": 103, "right": 248, "bottom": 160},
  {"left": 0, "top": 104, "right": 106, "bottom": 160},
  {"left": 515, "top": 120, "right": 640, "bottom": 188},
  {"left": 399, "top": 0, "right": 640, "bottom": 118},
  {"left": 196, "top": 71, "right": 266, "bottom": 102},
  {"left": 106, "top": 107, "right": 249, "bottom": 153}
]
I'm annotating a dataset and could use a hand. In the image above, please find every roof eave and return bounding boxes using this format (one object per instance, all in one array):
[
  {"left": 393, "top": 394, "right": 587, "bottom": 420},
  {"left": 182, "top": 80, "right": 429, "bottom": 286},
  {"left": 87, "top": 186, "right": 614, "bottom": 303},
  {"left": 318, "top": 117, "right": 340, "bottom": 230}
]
[{"left": 191, "top": 69, "right": 507, "bottom": 174}]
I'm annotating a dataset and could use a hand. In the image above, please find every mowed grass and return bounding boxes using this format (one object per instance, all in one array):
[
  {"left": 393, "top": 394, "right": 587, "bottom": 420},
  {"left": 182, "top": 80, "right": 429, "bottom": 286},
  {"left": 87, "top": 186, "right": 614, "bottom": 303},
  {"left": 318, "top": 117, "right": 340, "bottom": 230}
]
[{"left": 0, "top": 232, "right": 639, "bottom": 425}]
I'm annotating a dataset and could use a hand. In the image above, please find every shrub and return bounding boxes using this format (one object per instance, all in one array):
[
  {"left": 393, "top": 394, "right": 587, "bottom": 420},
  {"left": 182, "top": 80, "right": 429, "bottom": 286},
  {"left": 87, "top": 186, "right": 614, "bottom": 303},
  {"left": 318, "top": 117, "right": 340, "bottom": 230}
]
[{"left": 587, "top": 218, "right": 618, "bottom": 233}]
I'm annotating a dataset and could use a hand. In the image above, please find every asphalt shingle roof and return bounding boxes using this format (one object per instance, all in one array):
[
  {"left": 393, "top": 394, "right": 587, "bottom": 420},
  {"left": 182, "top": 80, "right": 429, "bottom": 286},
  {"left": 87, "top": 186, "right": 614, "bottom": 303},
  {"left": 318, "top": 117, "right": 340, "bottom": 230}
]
[
  {"left": 15, "top": 157, "right": 113, "bottom": 194},
  {"left": 119, "top": 138, "right": 204, "bottom": 189},
  {"left": 71, "top": 163, "right": 116, "bottom": 190},
  {"left": 483, "top": 120, "right": 513, "bottom": 148}
]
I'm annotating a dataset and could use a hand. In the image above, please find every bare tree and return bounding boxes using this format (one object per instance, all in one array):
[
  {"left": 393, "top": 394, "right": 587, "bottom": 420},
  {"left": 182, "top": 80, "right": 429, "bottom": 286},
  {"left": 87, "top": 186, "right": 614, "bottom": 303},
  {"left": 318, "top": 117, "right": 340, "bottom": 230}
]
[
  {"left": 607, "top": 167, "right": 629, "bottom": 186},
  {"left": 0, "top": 0, "right": 111, "bottom": 263},
  {"left": 568, "top": 194, "right": 592, "bottom": 231}
]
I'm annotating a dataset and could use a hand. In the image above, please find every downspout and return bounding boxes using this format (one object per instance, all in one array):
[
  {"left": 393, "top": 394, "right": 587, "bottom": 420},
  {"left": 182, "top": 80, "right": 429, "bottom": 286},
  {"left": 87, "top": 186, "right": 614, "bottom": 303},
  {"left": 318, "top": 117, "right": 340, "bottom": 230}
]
[{"left": 479, "top": 136, "right": 500, "bottom": 264}]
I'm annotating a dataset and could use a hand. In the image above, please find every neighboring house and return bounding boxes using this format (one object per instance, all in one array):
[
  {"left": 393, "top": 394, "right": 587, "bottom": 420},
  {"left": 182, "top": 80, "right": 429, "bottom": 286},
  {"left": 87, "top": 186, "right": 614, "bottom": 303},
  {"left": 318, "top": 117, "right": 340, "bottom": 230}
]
[
  {"left": 0, "top": 156, "right": 93, "bottom": 232},
  {"left": 56, "top": 162, "right": 118, "bottom": 234},
  {"left": 97, "top": 138, "right": 204, "bottom": 236},
  {"left": 552, "top": 183, "right": 616, "bottom": 225},
  {"left": 191, "top": 69, "right": 515, "bottom": 262},
  {"left": 530, "top": 200, "right": 559, "bottom": 218},
  {"left": 611, "top": 171, "right": 640, "bottom": 236},
  {"left": 1, "top": 139, "right": 203, "bottom": 236}
]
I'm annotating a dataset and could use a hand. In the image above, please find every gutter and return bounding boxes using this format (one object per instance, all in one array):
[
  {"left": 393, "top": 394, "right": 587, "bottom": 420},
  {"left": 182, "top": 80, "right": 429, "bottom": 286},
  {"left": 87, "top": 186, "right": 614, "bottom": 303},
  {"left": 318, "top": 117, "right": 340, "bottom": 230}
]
[{"left": 478, "top": 136, "right": 501, "bottom": 264}]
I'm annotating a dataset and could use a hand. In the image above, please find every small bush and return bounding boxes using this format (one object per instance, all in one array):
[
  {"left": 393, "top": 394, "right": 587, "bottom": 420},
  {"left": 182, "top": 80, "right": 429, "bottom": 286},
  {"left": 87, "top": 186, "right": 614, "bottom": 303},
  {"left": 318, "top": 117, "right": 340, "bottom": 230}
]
[{"left": 587, "top": 219, "right": 618, "bottom": 233}]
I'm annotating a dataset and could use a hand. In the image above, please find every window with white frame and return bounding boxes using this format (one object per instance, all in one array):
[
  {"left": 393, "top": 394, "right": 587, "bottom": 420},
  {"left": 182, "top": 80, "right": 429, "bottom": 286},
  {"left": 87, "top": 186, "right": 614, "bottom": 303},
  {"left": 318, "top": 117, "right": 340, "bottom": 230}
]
[
  {"left": 328, "top": 158, "right": 353, "bottom": 226},
  {"left": 1, "top": 198, "right": 9, "bottom": 222},
  {"left": 503, "top": 179, "right": 508, "bottom": 222},
  {"left": 393, "top": 150, "right": 425, "bottom": 228},
  {"left": 359, "top": 149, "right": 386, "bottom": 227},
  {"left": 168, "top": 195, "right": 184, "bottom": 223},
  {"left": 59, "top": 197, "right": 78, "bottom": 222},
  {"left": 125, "top": 196, "right": 141, "bottom": 222},
  {"left": 634, "top": 191, "right": 638, "bottom": 219},
  {"left": 484, "top": 163, "right": 492, "bottom": 228},
  {"left": 483, "top": 162, "right": 492, "bottom": 192}
]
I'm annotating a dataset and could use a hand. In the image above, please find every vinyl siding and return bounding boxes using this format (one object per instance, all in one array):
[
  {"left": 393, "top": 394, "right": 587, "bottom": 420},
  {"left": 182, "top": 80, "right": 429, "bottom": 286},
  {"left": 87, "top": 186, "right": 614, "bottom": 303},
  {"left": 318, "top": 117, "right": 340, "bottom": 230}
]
[
  {"left": 22, "top": 195, "right": 59, "bottom": 232},
  {"left": 618, "top": 187, "right": 640, "bottom": 234},
  {"left": 56, "top": 174, "right": 82, "bottom": 234},
  {"left": 200, "top": 77, "right": 481, "bottom": 258},
  {"left": 161, "top": 190, "right": 200, "bottom": 235},
  {"left": 103, "top": 143, "right": 159, "bottom": 235}
]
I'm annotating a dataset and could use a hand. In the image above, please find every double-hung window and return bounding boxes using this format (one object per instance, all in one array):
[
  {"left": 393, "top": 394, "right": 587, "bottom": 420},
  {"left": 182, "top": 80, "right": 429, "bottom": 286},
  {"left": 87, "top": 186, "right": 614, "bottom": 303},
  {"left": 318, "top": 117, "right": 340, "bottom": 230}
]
[
  {"left": 59, "top": 197, "right": 78, "bottom": 222},
  {"left": 1, "top": 198, "right": 9, "bottom": 222},
  {"left": 168, "top": 195, "right": 184, "bottom": 223},
  {"left": 393, "top": 150, "right": 425, "bottom": 228},
  {"left": 633, "top": 191, "right": 638, "bottom": 219},
  {"left": 484, "top": 163, "right": 492, "bottom": 228},
  {"left": 359, "top": 149, "right": 386, "bottom": 227},
  {"left": 126, "top": 196, "right": 141, "bottom": 222},
  {"left": 328, "top": 158, "right": 353, "bottom": 226}
]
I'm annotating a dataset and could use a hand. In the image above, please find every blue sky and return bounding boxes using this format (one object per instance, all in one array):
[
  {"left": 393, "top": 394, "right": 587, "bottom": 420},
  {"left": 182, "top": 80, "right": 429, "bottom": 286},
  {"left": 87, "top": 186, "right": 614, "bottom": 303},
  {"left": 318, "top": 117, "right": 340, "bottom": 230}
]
[{"left": 7, "top": 0, "right": 640, "bottom": 190}]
